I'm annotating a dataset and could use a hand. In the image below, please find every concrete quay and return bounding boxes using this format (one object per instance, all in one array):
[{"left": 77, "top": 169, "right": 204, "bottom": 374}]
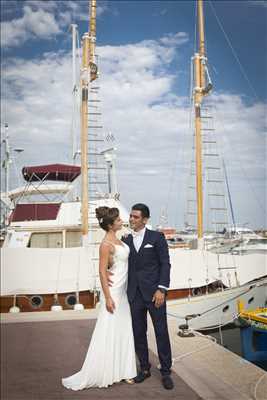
[{"left": 1, "top": 309, "right": 267, "bottom": 400}]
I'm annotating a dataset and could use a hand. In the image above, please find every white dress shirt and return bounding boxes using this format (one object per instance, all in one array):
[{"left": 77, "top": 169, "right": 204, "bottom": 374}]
[
  {"left": 132, "top": 226, "right": 146, "bottom": 252},
  {"left": 132, "top": 227, "right": 168, "bottom": 291}
]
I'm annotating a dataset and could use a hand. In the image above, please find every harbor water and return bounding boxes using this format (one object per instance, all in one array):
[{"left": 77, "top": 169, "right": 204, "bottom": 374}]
[{"left": 207, "top": 326, "right": 267, "bottom": 372}]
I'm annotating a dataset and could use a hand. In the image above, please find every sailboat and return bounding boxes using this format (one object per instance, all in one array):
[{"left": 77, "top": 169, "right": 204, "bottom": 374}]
[
  {"left": 165, "top": 0, "right": 266, "bottom": 329},
  {"left": 0, "top": 0, "right": 130, "bottom": 313},
  {"left": 1, "top": 0, "right": 266, "bottom": 330}
]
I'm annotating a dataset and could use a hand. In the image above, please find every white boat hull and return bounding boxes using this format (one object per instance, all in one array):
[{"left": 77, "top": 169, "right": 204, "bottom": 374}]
[{"left": 167, "top": 277, "right": 267, "bottom": 330}]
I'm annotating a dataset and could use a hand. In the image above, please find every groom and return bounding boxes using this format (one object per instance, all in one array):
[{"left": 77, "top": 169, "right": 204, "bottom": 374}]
[{"left": 122, "top": 203, "right": 173, "bottom": 390}]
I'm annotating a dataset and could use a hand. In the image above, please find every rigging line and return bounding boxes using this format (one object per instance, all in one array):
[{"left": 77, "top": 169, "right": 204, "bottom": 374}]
[
  {"left": 173, "top": 327, "right": 256, "bottom": 400},
  {"left": 172, "top": 326, "right": 264, "bottom": 400},
  {"left": 184, "top": 60, "right": 195, "bottom": 227},
  {"left": 222, "top": 157, "right": 236, "bottom": 227},
  {"left": 172, "top": 342, "right": 215, "bottom": 362},
  {"left": 216, "top": 108, "right": 266, "bottom": 217},
  {"left": 208, "top": 0, "right": 259, "bottom": 103},
  {"left": 165, "top": 162, "right": 177, "bottom": 212},
  {"left": 210, "top": 111, "right": 237, "bottom": 230},
  {"left": 76, "top": 28, "right": 82, "bottom": 70},
  {"left": 207, "top": 107, "right": 231, "bottom": 230},
  {"left": 198, "top": 286, "right": 252, "bottom": 317},
  {"left": 168, "top": 285, "right": 254, "bottom": 321},
  {"left": 165, "top": 130, "right": 185, "bottom": 227},
  {"left": 235, "top": 152, "right": 266, "bottom": 217},
  {"left": 254, "top": 373, "right": 267, "bottom": 400},
  {"left": 174, "top": 118, "right": 193, "bottom": 227}
]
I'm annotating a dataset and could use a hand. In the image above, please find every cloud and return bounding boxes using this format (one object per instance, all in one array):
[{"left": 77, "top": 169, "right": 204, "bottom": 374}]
[
  {"left": 247, "top": 1, "right": 267, "bottom": 8},
  {"left": 1, "top": 5, "right": 61, "bottom": 48},
  {"left": 24, "top": 0, "right": 58, "bottom": 11},
  {"left": 1, "top": 32, "right": 266, "bottom": 228},
  {"left": 160, "top": 32, "right": 189, "bottom": 47},
  {"left": 152, "top": 8, "right": 168, "bottom": 17},
  {"left": 210, "top": 92, "right": 266, "bottom": 169},
  {"left": 0, "top": 0, "right": 111, "bottom": 48}
]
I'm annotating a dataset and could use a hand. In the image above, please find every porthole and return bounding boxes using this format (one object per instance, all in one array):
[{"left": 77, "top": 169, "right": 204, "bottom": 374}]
[
  {"left": 223, "top": 305, "right": 229, "bottom": 313},
  {"left": 29, "top": 295, "right": 43, "bottom": 309},
  {"left": 65, "top": 294, "right": 76, "bottom": 307},
  {"left": 248, "top": 297, "right": 254, "bottom": 304},
  {"left": 192, "top": 288, "right": 202, "bottom": 296}
]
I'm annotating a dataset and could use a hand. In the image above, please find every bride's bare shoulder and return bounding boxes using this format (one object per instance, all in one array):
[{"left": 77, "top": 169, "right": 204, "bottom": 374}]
[{"left": 99, "top": 241, "right": 115, "bottom": 253}]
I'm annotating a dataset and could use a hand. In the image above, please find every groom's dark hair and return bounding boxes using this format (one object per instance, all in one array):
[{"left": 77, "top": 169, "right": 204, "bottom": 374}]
[{"left": 132, "top": 203, "right": 150, "bottom": 218}]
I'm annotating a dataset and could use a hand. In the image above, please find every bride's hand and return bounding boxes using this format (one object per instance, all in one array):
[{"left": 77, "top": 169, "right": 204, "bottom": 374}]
[{"left": 106, "top": 297, "right": 115, "bottom": 313}]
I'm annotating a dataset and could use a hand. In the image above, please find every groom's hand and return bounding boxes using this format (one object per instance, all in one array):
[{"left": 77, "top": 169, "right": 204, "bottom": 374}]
[
  {"left": 106, "top": 270, "right": 114, "bottom": 286},
  {"left": 152, "top": 290, "right": 165, "bottom": 308}
]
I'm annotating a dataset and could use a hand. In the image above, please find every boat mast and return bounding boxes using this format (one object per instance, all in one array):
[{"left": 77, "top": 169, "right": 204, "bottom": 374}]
[
  {"left": 89, "top": 0, "right": 97, "bottom": 76},
  {"left": 193, "top": 0, "right": 211, "bottom": 241},
  {"left": 71, "top": 24, "right": 78, "bottom": 163},
  {"left": 80, "top": 0, "right": 98, "bottom": 242},
  {"left": 222, "top": 158, "right": 236, "bottom": 230}
]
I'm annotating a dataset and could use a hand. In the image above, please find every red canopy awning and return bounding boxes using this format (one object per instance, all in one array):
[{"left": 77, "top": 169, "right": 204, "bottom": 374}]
[
  {"left": 22, "top": 164, "right": 81, "bottom": 182},
  {"left": 10, "top": 203, "right": 61, "bottom": 222}
]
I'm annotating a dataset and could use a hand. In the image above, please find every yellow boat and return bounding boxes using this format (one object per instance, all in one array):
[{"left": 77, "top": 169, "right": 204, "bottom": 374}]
[{"left": 237, "top": 301, "right": 267, "bottom": 367}]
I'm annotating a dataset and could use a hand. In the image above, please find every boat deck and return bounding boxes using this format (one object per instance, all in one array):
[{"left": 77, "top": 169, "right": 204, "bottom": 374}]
[{"left": 1, "top": 310, "right": 267, "bottom": 400}]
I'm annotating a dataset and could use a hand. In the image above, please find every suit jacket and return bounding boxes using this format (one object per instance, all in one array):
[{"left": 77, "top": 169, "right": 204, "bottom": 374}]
[{"left": 122, "top": 228, "right": 171, "bottom": 302}]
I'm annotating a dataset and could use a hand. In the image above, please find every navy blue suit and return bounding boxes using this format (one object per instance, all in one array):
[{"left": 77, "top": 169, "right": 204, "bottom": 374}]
[{"left": 123, "top": 229, "right": 172, "bottom": 376}]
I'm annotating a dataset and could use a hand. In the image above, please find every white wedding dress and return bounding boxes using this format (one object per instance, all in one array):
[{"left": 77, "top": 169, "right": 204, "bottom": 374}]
[{"left": 62, "top": 242, "right": 137, "bottom": 389}]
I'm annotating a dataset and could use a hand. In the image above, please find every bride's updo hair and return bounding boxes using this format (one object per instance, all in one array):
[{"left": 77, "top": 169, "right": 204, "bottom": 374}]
[{"left": 95, "top": 207, "right": 120, "bottom": 231}]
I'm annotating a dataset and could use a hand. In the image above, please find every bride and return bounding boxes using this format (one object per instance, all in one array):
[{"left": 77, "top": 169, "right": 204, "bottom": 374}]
[{"left": 62, "top": 206, "right": 137, "bottom": 389}]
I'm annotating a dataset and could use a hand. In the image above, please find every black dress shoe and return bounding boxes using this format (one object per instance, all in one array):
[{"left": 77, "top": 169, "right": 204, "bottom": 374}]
[
  {"left": 134, "top": 370, "right": 151, "bottom": 383},
  {"left": 162, "top": 375, "right": 174, "bottom": 390}
]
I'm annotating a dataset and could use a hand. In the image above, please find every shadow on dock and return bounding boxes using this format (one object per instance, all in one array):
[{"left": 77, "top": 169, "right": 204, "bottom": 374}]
[{"left": 1, "top": 319, "right": 202, "bottom": 400}]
